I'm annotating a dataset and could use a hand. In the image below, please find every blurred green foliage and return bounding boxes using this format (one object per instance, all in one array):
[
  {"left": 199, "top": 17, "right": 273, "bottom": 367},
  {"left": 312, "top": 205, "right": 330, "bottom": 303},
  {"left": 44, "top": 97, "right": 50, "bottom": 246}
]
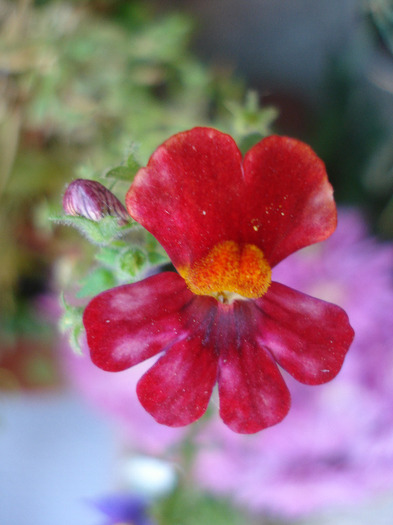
[
  {"left": 0, "top": 0, "right": 276, "bottom": 350},
  {"left": 152, "top": 487, "right": 271, "bottom": 525},
  {"left": 1, "top": 1, "right": 391, "bottom": 521},
  {"left": 1, "top": 0, "right": 391, "bottom": 375},
  {"left": 309, "top": 0, "right": 393, "bottom": 237},
  {"left": 367, "top": 0, "right": 393, "bottom": 55},
  {"left": 313, "top": 57, "right": 386, "bottom": 205},
  {"left": 364, "top": 0, "right": 393, "bottom": 236}
]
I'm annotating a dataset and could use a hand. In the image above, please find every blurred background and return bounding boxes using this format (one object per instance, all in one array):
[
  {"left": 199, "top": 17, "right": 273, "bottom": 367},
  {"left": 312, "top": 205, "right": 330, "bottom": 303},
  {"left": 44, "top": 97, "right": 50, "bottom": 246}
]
[{"left": 1, "top": 1, "right": 393, "bottom": 524}]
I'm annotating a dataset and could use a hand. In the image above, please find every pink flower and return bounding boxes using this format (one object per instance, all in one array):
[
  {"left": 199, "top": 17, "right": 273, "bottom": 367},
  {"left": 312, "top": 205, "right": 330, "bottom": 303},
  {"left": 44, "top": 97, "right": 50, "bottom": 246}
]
[{"left": 83, "top": 127, "right": 354, "bottom": 434}]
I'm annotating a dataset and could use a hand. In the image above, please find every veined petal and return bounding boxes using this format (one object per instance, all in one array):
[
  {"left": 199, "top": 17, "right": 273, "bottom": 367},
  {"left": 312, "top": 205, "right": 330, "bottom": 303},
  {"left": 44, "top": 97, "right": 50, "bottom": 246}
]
[
  {"left": 218, "top": 338, "right": 291, "bottom": 434},
  {"left": 241, "top": 136, "right": 337, "bottom": 266},
  {"left": 83, "top": 272, "right": 193, "bottom": 372},
  {"left": 126, "top": 127, "right": 243, "bottom": 269},
  {"left": 137, "top": 334, "right": 219, "bottom": 427},
  {"left": 255, "top": 282, "right": 354, "bottom": 384}
]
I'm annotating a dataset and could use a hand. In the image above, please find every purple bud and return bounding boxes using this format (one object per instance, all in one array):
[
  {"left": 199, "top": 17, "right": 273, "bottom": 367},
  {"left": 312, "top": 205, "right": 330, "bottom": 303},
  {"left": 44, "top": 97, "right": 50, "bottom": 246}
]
[{"left": 63, "top": 179, "right": 129, "bottom": 225}]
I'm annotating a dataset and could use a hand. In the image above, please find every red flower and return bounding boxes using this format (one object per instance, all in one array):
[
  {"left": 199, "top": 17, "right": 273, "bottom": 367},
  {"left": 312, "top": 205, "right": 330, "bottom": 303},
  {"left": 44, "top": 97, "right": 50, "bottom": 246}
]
[{"left": 83, "top": 128, "right": 354, "bottom": 434}]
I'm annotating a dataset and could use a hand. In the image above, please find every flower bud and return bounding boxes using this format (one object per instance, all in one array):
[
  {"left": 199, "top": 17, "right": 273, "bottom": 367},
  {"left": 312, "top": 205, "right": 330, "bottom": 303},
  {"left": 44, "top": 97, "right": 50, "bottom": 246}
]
[{"left": 63, "top": 179, "right": 129, "bottom": 225}]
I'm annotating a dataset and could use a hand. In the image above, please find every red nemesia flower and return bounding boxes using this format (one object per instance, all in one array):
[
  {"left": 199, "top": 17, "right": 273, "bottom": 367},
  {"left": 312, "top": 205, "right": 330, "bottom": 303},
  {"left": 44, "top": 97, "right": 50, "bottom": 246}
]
[{"left": 83, "top": 127, "right": 354, "bottom": 434}]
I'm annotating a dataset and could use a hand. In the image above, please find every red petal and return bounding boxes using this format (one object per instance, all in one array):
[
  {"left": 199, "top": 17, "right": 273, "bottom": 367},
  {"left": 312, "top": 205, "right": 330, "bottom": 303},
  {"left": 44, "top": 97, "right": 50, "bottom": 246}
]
[
  {"left": 137, "top": 334, "right": 219, "bottom": 427},
  {"left": 255, "top": 282, "right": 355, "bottom": 384},
  {"left": 126, "top": 127, "right": 243, "bottom": 269},
  {"left": 218, "top": 337, "right": 291, "bottom": 434},
  {"left": 127, "top": 130, "right": 335, "bottom": 271},
  {"left": 241, "top": 136, "right": 337, "bottom": 266},
  {"left": 83, "top": 272, "right": 193, "bottom": 372}
]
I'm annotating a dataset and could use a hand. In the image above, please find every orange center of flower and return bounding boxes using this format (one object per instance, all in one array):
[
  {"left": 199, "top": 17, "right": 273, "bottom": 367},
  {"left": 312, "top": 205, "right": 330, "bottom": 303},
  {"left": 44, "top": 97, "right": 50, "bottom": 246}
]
[{"left": 179, "top": 241, "right": 272, "bottom": 302}]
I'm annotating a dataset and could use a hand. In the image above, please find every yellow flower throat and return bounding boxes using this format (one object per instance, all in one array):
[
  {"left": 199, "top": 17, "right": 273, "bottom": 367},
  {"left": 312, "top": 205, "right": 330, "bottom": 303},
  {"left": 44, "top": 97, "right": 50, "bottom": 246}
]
[{"left": 179, "top": 241, "right": 272, "bottom": 303}]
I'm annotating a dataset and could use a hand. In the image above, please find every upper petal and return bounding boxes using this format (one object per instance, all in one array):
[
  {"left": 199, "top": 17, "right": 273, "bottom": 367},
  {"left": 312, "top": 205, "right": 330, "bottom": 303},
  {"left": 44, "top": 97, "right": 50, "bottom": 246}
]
[
  {"left": 241, "top": 136, "right": 337, "bottom": 266},
  {"left": 127, "top": 130, "right": 336, "bottom": 273},
  {"left": 126, "top": 127, "right": 243, "bottom": 269},
  {"left": 83, "top": 272, "right": 193, "bottom": 372},
  {"left": 255, "top": 282, "right": 355, "bottom": 384}
]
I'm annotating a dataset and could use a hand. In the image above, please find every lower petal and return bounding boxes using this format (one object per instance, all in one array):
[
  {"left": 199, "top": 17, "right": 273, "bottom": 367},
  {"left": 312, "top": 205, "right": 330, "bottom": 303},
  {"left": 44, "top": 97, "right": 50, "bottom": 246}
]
[
  {"left": 218, "top": 339, "right": 291, "bottom": 434},
  {"left": 83, "top": 272, "right": 193, "bottom": 372},
  {"left": 137, "top": 335, "right": 219, "bottom": 427},
  {"left": 255, "top": 282, "right": 355, "bottom": 384}
]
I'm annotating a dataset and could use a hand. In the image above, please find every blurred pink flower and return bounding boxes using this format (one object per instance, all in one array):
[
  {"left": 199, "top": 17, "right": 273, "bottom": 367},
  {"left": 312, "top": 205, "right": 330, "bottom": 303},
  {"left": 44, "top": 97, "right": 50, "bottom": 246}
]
[
  {"left": 63, "top": 208, "right": 393, "bottom": 517},
  {"left": 193, "top": 208, "right": 393, "bottom": 517}
]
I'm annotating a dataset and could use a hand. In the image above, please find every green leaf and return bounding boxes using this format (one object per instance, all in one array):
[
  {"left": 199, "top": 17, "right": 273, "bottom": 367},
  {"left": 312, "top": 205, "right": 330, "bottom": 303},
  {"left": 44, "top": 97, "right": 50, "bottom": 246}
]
[
  {"left": 69, "top": 324, "right": 84, "bottom": 355},
  {"left": 118, "top": 247, "right": 147, "bottom": 278},
  {"left": 145, "top": 233, "right": 169, "bottom": 265},
  {"left": 147, "top": 250, "right": 169, "bottom": 265},
  {"left": 226, "top": 91, "right": 278, "bottom": 146},
  {"left": 105, "top": 165, "right": 138, "bottom": 182},
  {"left": 76, "top": 267, "right": 117, "bottom": 298},
  {"left": 59, "top": 294, "right": 84, "bottom": 355},
  {"left": 127, "top": 151, "right": 142, "bottom": 174},
  {"left": 94, "top": 245, "right": 120, "bottom": 267},
  {"left": 59, "top": 294, "right": 83, "bottom": 331},
  {"left": 51, "top": 214, "right": 137, "bottom": 245},
  {"left": 153, "top": 487, "right": 263, "bottom": 525},
  {"left": 237, "top": 132, "right": 264, "bottom": 155}
]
